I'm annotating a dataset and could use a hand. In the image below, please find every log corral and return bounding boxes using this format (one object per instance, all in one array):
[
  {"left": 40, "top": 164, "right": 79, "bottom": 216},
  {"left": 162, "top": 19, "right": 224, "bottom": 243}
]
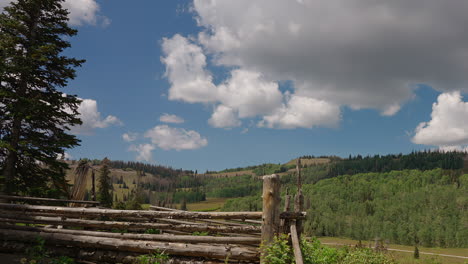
[{"left": 0, "top": 174, "right": 306, "bottom": 263}]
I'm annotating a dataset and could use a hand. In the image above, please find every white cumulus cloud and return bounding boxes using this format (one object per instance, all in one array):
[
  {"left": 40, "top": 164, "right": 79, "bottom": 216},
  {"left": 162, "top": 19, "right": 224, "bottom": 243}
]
[
  {"left": 192, "top": 0, "right": 468, "bottom": 115},
  {"left": 160, "top": 113, "right": 185, "bottom": 124},
  {"left": 122, "top": 132, "right": 138, "bottom": 142},
  {"left": 161, "top": 34, "right": 218, "bottom": 103},
  {"left": 259, "top": 94, "right": 341, "bottom": 129},
  {"left": 161, "top": 35, "right": 336, "bottom": 129},
  {"left": 217, "top": 70, "right": 283, "bottom": 118},
  {"left": 69, "top": 99, "right": 122, "bottom": 135},
  {"left": 129, "top": 144, "right": 155, "bottom": 162},
  {"left": 412, "top": 91, "right": 468, "bottom": 149},
  {"left": 208, "top": 105, "right": 241, "bottom": 129},
  {"left": 144, "top": 125, "right": 208, "bottom": 151}
]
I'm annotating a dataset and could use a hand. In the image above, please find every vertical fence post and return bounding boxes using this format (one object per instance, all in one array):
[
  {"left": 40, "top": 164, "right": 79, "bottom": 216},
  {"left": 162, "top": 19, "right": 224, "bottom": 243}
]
[
  {"left": 261, "top": 174, "right": 281, "bottom": 263},
  {"left": 280, "top": 188, "right": 291, "bottom": 234},
  {"left": 295, "top": 159, "right": 304, "bottom": 240}
]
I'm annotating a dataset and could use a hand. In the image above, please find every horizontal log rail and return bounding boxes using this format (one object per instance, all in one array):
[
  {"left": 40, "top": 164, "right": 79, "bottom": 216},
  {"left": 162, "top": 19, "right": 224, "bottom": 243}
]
[
  {"left": 150, "top": 206, "right": 262, "bottom": 227},
  {"left": 231, "top": 219, "right": 263, "bottom": 225},
  {"left": 0, "top": 203, "right": 262, "bottom": 219},
  {"left": 0, "top": 214, "right": 261, "bottom": 234},
  {"left": 149, "top": 205, "right": 180, "bottom": 211},
  {"left": 148, "top": 205, "right": 304, "bottom": 221},
  {"left": 0, "top": 224, "right": 260, "bottom": 245},
  {"left": 0, "top": 241, "right": 229, "bottom": 264},
  {"left": 0, "top": 195, "right": 100, "bottom": 205},
  {"left": 0, "top": 228, "right": 260, "bottom": 261}
]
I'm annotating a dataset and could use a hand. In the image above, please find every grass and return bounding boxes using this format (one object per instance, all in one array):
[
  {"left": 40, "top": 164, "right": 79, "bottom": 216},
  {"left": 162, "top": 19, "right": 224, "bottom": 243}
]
[
  {"left": 140, "top": 204, "right": 151, "bottom": 210},
  {"left": 140, "top": 198, "right": 227, "bottom": 212},
  {"left": 172, "top": 197, "right": 227, "bottom": 211},
  {"left": 318, "top": 237, "right": 468, "bottom": 264}
]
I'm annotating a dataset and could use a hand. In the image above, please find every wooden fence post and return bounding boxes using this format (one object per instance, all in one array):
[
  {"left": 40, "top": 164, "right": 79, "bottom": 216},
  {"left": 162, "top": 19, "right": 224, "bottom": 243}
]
[
  {"left": 280, "top": 188, "right": 291, "bottom": 234},
  {"left": 261, "top": 174, "right": 281, "bottom": 263},
  {"left": 295, "top": 159, "right": 304, "bottom": 240}
]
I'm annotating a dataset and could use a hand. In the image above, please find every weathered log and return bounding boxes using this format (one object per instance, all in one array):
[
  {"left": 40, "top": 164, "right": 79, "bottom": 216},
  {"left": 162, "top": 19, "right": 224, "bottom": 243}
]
[
  {"left": 232, "top": 219, "right": 262, "bottom": 225},
  {"left": 0, "top": 195, "right": 99, "bottom": 205},
  {"left": 0, "top": 241, "right": 138, "bottom": 264},
  {"left": 152, "top": 217, "right": 259, "bottom": 230},
  {"left": 294, "top": 191, "right": 304, "bottom": 240},
  {"left": 150, "top": 205, "right": 180, "bottom": 211},
  {"left": 0, "top": 228, "right": 260, "bottom": 261},
  {"left": 194, "top": 219, "right": 258, "bottom": 227},
  {"left": 261, "top": 174, "right": 281, "bottom": 264},
  {"left": 0, "top": 214, "right": 261, "bottom": 234},
  {"left": 150, "top": 206, "right": 262, "bottom": 225},
  {"left": 296, "top": 158, "right": 302, "bottom": 190},
  {"left": 295, "top": 159, "right": 305, "bottom": 240},
  {"left": 0, "top": 203, "right": 262, "bottom": 219},
  {"left": 154, "top": 218, "right": 206, "bottom": 226},
  {"left": 0, "top": 241, "right": 231, "bottom": 264},
  {"left": 0, "top": 224, "right": 261, "bottom": 245},
  {"left": 290, "top": 221, "right": 304, "bottom": 264}
]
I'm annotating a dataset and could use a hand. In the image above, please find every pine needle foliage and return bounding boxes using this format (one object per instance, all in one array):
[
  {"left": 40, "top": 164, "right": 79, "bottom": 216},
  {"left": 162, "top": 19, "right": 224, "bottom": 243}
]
[
  {"left": 97, "top": 158, "right": 113, "bottom": 208},
  {"left": 0, "top": 0, "right": 84, "bottom": 196}
]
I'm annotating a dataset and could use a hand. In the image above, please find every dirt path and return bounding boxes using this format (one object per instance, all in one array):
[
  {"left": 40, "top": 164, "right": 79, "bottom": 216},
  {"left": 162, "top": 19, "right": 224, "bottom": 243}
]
[{"left": 321, "top": 242, "right": 468, "bottom": 260}]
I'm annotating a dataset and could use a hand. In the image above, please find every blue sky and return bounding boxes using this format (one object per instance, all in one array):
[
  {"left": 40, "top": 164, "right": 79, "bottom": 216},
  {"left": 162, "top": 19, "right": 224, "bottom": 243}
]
[{"left": 5, "top": 0, "right": 467, "bottom": 172}]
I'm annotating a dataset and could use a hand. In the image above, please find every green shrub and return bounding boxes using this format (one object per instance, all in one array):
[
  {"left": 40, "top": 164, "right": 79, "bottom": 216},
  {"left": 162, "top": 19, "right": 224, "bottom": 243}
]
[
  {"left": 261, "top": 236, "right": 397, "bottom": 264},
  {"left": 145, "top": 229, "right": 161, "bottom": 234},
  {"left": 301, "top": 237, "right": 344, "bottom": 264},
  {"left": 262, "top": 235, "right": 293, "bottom": 264},
  {"left": 341, "top": 248, "right": 396, "bottom": 264},
  {"left": 134, "top": 251, "right": 169, "bottom": 264}
]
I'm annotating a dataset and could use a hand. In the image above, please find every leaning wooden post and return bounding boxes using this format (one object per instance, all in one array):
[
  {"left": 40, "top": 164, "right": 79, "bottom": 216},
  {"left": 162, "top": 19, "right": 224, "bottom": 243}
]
[
  {"left": 261, "top": 174, "right": 281, "bottom": 263},
  {"left": 290, "top": 221, "right": 304, "bottom": 264},
  {"left": 295, "top": 159, "right": 304, "bottom": 240}
]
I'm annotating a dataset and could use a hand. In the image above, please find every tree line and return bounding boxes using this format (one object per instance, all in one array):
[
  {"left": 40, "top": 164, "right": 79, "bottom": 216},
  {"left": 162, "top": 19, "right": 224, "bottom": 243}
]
[
  {"left": 108, "top": 160, "right": 193, "bottom": 178},
  {"left": 327, "top": 151, "right": 466, "bottom": 178}
]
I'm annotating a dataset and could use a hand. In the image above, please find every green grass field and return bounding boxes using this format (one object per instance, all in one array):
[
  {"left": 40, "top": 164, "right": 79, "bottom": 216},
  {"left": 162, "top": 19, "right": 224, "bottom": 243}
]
[
  {"left": 318, "top": 237, "right": 468, "bottom": 264},
  {"left": 173, "top": 197, "right": 228, "bottom": 211},
  {"left": 142, "top": 198, "right": 227, "bottom": 212}
]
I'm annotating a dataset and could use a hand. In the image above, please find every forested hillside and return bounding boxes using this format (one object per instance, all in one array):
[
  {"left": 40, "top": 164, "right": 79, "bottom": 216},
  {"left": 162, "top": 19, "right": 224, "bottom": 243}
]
[
  {"left": 304, "top": 169, "right": 467, "bottom": 247},
  {"left": 220, "top": 151, "right": 468, "bottom": 248}
]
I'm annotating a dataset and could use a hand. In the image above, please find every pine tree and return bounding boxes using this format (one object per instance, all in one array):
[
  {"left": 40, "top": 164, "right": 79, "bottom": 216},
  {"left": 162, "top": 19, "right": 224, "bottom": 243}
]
[
  {"left": 413, "top": 246, "right": 420, "bottom": 259},
  {"left": 97, "top": 158, "right": 113, "bottom": 208},
  {"left": 0, "top": 0, "right": 84, "bottom": 196}
]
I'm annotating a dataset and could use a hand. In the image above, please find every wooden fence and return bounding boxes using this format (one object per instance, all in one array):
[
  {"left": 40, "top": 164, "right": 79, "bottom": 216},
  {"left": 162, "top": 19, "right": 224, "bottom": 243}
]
[{"left": 0, "top": 173, "right": 306, "bottom": 263}]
